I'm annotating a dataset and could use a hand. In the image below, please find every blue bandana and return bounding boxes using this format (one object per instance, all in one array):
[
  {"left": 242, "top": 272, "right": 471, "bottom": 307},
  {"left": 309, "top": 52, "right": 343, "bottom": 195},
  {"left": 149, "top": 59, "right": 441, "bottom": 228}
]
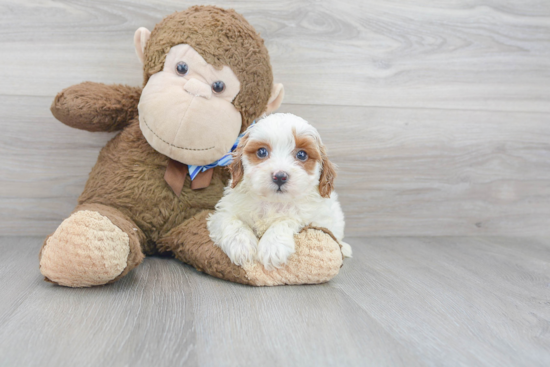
[{"left": 187, "top": 121, "right": 255, "bottom": 180}]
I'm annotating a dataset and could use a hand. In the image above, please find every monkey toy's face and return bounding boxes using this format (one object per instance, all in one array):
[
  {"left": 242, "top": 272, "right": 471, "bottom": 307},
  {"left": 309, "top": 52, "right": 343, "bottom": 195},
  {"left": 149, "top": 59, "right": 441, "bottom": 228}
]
[{"left": 138, "top": 44, "right": 243, "bottom": 166}]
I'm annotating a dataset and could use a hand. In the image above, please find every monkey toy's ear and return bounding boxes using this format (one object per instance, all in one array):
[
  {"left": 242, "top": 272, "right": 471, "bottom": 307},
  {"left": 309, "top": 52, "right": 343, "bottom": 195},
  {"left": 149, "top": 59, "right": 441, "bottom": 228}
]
[
  {"left": 134, "top": 27, "right": 152, "bottom": 65},
  {"left": 265, "top": 83, "right": 285, "bottom": 115}
]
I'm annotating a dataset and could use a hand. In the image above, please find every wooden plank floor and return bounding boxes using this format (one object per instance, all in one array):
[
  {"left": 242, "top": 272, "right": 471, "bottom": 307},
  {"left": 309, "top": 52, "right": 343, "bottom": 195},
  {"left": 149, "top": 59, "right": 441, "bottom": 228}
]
[
  {"left": 1, "top": 236, "right": 549, "bottom": 367},
  {"left": 1, "top": 1, "right": 549, "bottom": 365}
]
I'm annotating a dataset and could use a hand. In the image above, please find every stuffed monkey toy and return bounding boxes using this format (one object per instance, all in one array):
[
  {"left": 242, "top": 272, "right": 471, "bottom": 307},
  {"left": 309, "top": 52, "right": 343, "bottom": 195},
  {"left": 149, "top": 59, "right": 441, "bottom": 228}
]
[{"left": 39, "top": 6, "right": 344, "bottom": 287}]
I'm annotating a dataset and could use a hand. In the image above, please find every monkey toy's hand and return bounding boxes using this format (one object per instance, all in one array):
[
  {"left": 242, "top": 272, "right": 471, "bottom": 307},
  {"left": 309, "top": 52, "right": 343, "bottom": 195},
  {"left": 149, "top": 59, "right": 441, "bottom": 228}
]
[{"left": 51, "top": 82, "right": 142, "bottom": 132}]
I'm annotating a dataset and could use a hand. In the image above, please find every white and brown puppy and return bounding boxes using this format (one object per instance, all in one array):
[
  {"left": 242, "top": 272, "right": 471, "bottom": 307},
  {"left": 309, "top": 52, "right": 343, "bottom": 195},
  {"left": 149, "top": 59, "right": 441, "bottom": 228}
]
[{"left": 207, "top": 113, "right": 351, "bottom": 270}]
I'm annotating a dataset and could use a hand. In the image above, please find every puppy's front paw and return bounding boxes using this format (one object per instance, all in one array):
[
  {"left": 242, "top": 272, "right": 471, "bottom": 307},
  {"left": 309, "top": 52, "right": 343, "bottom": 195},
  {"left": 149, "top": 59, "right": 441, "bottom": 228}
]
[
  {"left": 257, "top": 231, "right": 296, "bottom": 270},
  {"left": 219, "top": 229, "right": 258, "bottom": 266}
]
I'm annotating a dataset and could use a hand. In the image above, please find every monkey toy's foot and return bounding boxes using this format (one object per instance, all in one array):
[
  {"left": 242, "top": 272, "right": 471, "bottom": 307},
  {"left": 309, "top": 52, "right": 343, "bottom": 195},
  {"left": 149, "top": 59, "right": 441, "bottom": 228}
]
[
  {"left": 39, "top": 204, "right": 144, "bottom": 287},
  {"left": 159, "top": 211, "right": 344, "bottom": 286}
]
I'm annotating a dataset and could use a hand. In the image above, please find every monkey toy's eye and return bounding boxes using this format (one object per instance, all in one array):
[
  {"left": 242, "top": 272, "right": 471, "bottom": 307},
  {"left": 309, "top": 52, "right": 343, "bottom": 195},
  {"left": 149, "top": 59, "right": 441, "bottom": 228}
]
[
  {"left": 296, "top": 150, "right": 308, "bottom": 161},
  {"left": 257, "top": 147, "right": 269, "bottom": 159},
  {"left": 212, "top": 81, "right": 225, "bottom": 93},
  {"left": 176, "top": 62, "right": 189, "bottom": 75}
]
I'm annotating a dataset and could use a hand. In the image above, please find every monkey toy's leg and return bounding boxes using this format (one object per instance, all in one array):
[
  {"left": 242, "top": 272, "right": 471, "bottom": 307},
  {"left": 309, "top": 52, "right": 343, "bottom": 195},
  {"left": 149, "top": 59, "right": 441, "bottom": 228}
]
[
  {"left": 39, "top": 203, "right": 145, "bottom": 287},
  {"left": 158, "top": 211, "right": 344, "bottom": 286}
]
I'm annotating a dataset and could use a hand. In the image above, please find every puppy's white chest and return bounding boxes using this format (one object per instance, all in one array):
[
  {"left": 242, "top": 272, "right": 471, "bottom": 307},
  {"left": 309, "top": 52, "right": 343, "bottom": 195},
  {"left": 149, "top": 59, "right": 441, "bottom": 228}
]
[{"left": 246, "top": 201, "right": 303, "bottom": 237}]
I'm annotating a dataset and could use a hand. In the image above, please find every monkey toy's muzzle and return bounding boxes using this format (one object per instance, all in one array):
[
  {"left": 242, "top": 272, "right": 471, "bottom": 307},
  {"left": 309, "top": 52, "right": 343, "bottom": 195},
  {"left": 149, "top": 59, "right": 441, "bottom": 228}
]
[{"left": 138, "top": 72, "right": 242, "bottom": 166}]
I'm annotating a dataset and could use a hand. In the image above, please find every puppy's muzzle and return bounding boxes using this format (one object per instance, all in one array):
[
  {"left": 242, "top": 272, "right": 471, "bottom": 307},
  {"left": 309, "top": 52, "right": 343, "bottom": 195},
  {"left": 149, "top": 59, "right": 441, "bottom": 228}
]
[{"left": 272, "top": 171, "right": 289, "bottom": 189}]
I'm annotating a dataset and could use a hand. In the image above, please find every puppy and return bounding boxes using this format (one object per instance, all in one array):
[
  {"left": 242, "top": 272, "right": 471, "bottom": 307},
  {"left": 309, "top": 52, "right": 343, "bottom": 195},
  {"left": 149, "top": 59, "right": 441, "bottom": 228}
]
[{"left": 207, "top": 113, "right": 351, "bottom": 270}]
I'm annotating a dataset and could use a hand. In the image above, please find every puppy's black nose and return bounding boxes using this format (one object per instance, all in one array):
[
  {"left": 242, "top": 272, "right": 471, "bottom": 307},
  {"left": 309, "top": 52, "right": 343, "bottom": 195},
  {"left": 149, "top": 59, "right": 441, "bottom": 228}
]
[{"left": 272, "top": 171, "right": 289, "bottom": 187}]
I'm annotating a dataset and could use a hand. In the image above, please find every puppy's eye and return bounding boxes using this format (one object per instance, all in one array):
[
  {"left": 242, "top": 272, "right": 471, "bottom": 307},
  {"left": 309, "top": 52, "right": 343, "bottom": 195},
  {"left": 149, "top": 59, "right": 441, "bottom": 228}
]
[
  {"left": 257, "top": 147, "right": 269, "bottom": 159},
  {"left": 176, "top": 62, "right": 189, "bottom": 75},
  {"left": 212, "top": 81, "right": 225, "bottom": 93},
  {"left": 296, "top": 150, "right": 308, "bottom": 161}
]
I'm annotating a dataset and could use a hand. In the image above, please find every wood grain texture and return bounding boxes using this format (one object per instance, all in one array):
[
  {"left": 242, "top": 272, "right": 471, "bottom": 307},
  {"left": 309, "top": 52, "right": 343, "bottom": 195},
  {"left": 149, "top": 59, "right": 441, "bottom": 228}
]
[
  {"left": 1, "top": 96, "right": 549, "bottom": 236},
  {"left": 1, "top": 0, "right": 550, "bottom": 236},
  {"left": 1, "top": 0, "right": 550, "bottom": 111},
  {"left": 0, "top": 236, "right": 549, "bottom": 366}
]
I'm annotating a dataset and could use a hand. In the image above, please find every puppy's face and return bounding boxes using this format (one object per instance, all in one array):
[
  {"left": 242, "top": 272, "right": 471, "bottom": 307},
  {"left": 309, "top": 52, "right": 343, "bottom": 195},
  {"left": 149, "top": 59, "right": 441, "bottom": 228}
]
[{"left": 229, "top": 114, "right": 336, "bottom": 200}]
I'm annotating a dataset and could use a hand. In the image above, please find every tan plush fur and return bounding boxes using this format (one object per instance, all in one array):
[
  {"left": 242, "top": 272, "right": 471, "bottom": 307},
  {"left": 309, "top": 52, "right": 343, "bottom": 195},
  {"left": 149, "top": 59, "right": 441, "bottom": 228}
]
[
  {"left": 40, "top": 210, "right": 130, "bottom": 287},
  {"left": 41, "top": 5, "right": 344, "bottom": 287},
  {"left": 143, "top": 6, "right": 273, "bottom": 130},
  {"left": 157, "top": 211, "right": 343, "bottom": 286},
  {"left": 242, "top": 226, "right": 344, "bottom": 286},
  {"left": 40, "top": 203, "right": 146, "bottom": 286}
]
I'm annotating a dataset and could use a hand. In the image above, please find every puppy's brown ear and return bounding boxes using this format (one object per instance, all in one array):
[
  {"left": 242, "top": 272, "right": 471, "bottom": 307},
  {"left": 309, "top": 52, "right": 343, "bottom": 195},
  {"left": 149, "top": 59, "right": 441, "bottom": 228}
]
[
  {"left": 319, "top": 145, "right": 337, "bottom": 198},
  {"left": 229, "top": 134, "right": 249, "bottom": 188}
]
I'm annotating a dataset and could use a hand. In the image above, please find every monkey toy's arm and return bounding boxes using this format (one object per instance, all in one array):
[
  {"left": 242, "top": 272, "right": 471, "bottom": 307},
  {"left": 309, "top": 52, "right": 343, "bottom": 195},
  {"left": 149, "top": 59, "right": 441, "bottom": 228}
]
[{"left": 51, "top": 82, "right": 141, "bottom": 132}]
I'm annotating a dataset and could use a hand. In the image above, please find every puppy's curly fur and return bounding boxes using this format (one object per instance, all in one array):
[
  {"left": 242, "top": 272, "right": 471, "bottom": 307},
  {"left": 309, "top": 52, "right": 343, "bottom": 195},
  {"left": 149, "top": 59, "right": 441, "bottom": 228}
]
[{"left": 208, "top": 113, "right": 352, "bottom": 269}]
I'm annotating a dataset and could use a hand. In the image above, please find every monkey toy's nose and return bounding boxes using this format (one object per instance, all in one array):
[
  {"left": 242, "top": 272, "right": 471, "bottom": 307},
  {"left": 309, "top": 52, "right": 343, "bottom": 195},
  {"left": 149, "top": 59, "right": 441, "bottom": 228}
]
[
  {"left": 272, "top": 171, "right": 289, "bottom": 188},
  {"left": 183, "top": 78, "right": 212, "bottom": 99}
]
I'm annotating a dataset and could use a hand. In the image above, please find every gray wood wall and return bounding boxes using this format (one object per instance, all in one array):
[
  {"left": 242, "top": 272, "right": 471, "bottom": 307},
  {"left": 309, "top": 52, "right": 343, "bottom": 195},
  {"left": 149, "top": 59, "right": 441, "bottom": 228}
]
[{"left": 1, "top": 0, "right": 549, "bottom": 237}]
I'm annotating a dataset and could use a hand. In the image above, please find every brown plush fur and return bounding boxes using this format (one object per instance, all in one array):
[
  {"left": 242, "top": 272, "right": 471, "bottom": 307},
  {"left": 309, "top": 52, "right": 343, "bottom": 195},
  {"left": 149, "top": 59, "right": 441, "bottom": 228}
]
[
  {"left": 39, "top": 203, "right": 145, "bottom": 286},
  {"left": 77, "top": 120, "right": 230, "bottom": 255},
  {"left": 158, "top": 212, "right": 344, "bottom": 286},
  {"left": 41, "top": 5, "right": 343, "bottom": 287},
  {"left": 51, "top": 82, "right": 141, "bottom": 132},
  {"left": 76, "top": 203, "right": 146, "bottom": 283},
  {"left": 158, "top": 210, "right": 252, "bottom": 285},
  {"left": 143, "top": 6, "right": 273, "bottom": 130}
]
